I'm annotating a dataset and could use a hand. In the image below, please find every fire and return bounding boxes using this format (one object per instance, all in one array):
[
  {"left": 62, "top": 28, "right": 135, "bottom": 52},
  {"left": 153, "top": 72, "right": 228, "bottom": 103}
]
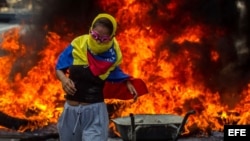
[
  {"left": 0, "top": 0, "right": 250, "bottom": 137},
  {"left": 0, "top": 27, "right": 67, "bottom": 131}
]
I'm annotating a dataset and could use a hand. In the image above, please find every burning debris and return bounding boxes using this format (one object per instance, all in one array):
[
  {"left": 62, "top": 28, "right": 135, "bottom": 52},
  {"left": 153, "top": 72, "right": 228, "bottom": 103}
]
[
  {"left": 0, "top": 111, "right": 29, "bottom": 130},
  {"left": 0, "top": 0, "right": 250, "bottom": 139}
]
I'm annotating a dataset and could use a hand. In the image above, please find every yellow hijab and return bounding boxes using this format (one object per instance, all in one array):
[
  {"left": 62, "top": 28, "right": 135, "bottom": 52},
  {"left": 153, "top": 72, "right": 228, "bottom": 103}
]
[{"left": 87, "top": 13, "right": 117, "bottom": 54}]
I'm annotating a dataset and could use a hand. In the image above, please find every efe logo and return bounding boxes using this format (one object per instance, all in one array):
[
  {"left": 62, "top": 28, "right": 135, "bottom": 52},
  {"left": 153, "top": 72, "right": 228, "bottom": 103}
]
[
  {"left": 228, "top": 129, "right": 246, "bottom": 136},
  {"left": 224, "top": 125, "right": 250, "bottom": 141}
]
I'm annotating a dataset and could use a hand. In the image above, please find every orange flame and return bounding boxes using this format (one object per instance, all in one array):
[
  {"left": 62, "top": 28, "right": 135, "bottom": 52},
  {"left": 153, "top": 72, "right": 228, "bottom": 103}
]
[{"left": 0, "top": 28, "right": 67, "bottom": 131}]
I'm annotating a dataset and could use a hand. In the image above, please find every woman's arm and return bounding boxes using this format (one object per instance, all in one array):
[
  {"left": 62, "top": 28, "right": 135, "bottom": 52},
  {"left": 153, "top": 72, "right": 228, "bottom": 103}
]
[
  {"left": 55, "top": 44, "right": 76, "bottom": 95},
  {"left": 126, "top": 80, "right": 138, "bottom": 102},
  {"left": 56, "top": 69, "right": 76, "bottom": 95}
]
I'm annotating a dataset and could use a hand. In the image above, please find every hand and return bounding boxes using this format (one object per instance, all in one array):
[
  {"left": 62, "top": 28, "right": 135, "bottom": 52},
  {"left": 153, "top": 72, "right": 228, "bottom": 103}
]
[
  {"left": 61, "top": 78, "right": 77, "bottom": 95},
  {"left": 126, "top": 80, "right": 138, "bottom": 102}
]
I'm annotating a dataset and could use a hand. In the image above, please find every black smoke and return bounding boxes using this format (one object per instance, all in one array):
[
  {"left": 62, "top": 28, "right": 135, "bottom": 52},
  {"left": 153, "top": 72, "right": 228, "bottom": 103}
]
[{"left": 32, "top": 0, "right": 102, "bottom": 34}]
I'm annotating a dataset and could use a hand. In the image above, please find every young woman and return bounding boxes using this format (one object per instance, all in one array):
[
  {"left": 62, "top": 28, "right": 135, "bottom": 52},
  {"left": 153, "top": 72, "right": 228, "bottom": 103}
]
[{"left": 55, "top": 13, "right": 138, "bottom": 141}]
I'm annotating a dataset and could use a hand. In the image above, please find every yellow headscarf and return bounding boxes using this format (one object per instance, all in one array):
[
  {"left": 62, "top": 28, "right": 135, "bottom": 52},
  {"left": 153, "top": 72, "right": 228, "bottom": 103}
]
[
  {"left": 87, "top": 13, "right": 117, "bottom": 54},
  {"left": 91, "top": 13, "right": 117, "bottom": 37}
]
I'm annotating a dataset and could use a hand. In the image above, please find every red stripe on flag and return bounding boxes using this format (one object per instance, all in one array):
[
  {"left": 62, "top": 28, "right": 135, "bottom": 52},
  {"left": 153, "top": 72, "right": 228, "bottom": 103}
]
[{"left": 103, "top": 78, "right": 148, "bottom": 100}]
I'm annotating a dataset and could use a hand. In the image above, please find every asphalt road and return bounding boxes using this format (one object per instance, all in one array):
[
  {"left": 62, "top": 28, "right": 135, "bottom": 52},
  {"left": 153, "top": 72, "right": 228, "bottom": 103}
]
[
  {"left": 0, "top": 12, "right": 19, "bottom": 33},
  {"left": 0, "top": 22, "right": 18, "bottom": 32},
  {"left": 0, "top": 7, "right": 33, "bottom": 33}
]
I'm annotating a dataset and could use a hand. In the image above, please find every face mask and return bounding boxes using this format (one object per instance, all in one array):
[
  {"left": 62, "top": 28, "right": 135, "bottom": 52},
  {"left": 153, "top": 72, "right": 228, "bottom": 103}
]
[
  {"left": 87, "top": 35, "right": 113, "bottom": 54},
  {"left": 88, "top": 13, "right": 116, "bottom": 54}
]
